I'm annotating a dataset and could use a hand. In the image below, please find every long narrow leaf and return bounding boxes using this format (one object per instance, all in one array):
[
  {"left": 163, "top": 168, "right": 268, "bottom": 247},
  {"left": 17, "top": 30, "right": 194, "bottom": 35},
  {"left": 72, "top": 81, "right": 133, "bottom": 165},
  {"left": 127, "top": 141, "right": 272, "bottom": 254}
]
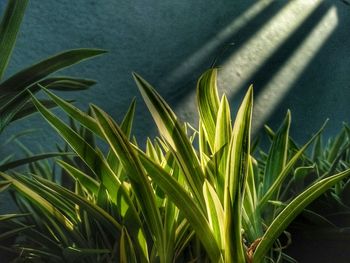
[
  {"left": 259, "top": 120, "right": 328, "bottom": 209},
  {"left": 197, "top": 69, "right": 220, "bottom": 152},
  {"left": 0, "top": 172, "right": 74, "bottom": 231},
  {"left": 57, "top": 160, "right": 100, "bottom": 196},
  {"left": 10, "top": 99, "right": 73, "bottom": 123},
  {"left": 224, "top": 86, "right": 253, "bottom": 263},
  {"left": 40, "top": 87, "right": 101, "bottom": 136},
  {"left": 253, "top": 168, "right": 350, "bottom": 262},
  {"left": 0, "top": 49, "right": 106, "bottom": 93},
  {"left": 33, "top": 176, "right": 122, "bottom": 235},
  {"left": 203, "top": 180, "right": 224, "bottom": 249},
  {"left": 261, "top": 111, "right": 290, "bottom": 196},
  {"left": 135, "top": 148, "right": 222, "bottom": 262},
  {"left": 133, "top": 72, "right": 206, "bottom": 212},
  {"left": 214, "top": 95, "right": 232, "bottom": 201},
  {"left": 120, "top": 227, "right": 137, "bottom": 263},
  {"left": 30, "top": 93, "right": 139, "bottom": 222},
  {"left": 0, "top": 0, "right": 28, "bottom": 79},
  {"left": 91, "top": 105, "right": 166, "bottom": 260},
  {"left": 0, "top": 152, "right": 72, "bottom": 171},
  {"left": 0, "top": 180, "right": 11, "bottom": 192}
]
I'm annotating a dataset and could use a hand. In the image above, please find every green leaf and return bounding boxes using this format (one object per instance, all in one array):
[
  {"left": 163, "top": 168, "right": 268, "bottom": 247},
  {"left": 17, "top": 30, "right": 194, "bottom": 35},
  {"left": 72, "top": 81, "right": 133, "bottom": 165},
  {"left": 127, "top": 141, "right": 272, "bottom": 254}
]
[
  {"left": 0, "top": 77, "right": 92, "bottom": 126},
  {"left": 10, "top": 99, "right": 73, "bottom": 123},
  {"left": 133, "top": 72, "right": 206, "bottom": 212},
  {"left": 0, "top": 180, "right": 11, "bottom": 192},
  {"left": 253, "top": 168, "right": 350, "bottom": 262},
  {"left": 0, "top": 0, "right": 28, "bottom": 79},
  {"left": 57, "top": 160, "right": 100, "bottom": 196},
  {"left": 40, "top": 87, "right": 101, "bottom": 136},
  {"left": 214, "top": 94, "right": 232, "bottom": 202},
  {"left": 91, "top": 105, "right": 166, "bottom": 260},
  {"left": 0, "top": 213, "right": 29, "bottom": 221},
  {"left": 0, "top": 172, "right": 74, "bottom": 232},
  {"left": 120, "top": 98, "right": 136, "bottom": 139},
  {"left": 5, "top": 77, "right": 94, "bottom": 123},
  {"left": 224, "top": 86, "right": 253, "bottom": 263},
  {"left": 136, "top": 148, "right": 222, "bottom": 262},
  {"left": 120, "top": 227, "right": 137, "bottom": 263},
  {"left": 197, "top": 69, "right": 220, "bottom": 152},
  {"left": 44, "top": 77, "right": 96, "bottom": 91},
  {"left": 34, "top": 175, "right": 122, "bottom": 235},
  {"left": 259, "top": 120, "right": 328, "bottom": 209},
  {"left": 203, "top": 180, "right": 224, "bottom": 249},
  {"left": 292, "top": 164, "right": 317, "bottom": 192},
  {"left": 30, "top": 92, "right": 138, "bottom": 222},
  {"left": 0, "top": 49, "right": 106, "bottom": 94},
  {"left": 242, "top": 156, "right": 262, "bottom": 241},
  {"left": 0, "top": 152, "right": 72, "bottom": 171},
  {"left": 0, "top": 225, "right": 33, "bottom": 241},
  {"left": 13, "top": 174, "right": 79, "bottom": 224},
  {"left": 0, "top": 87, "right": 36, "bottom": 132},
  {"left": 311, "top": 133, "right": 323, "bottom": 162},
  {"left": 0, "top": 49, "right": 103, "bottom": 132},
  {"left": 327, "top": 127, "right": 346, "bottom": 163},
  {"left": 163, "top": 198, "right": 177, "bottom": 262},
  {"left": 262, "top": 111, "right": 290, "bottom": 196},
  {"left": 107, "top": 98, "right": 136, "bottom": 173}
]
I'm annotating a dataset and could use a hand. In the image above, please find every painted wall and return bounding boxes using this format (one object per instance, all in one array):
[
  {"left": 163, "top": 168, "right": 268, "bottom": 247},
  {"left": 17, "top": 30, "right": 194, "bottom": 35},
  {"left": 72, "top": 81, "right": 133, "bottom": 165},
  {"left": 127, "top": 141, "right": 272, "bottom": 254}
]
[
  {"left": 0, "top": 0, "right": 350, "bottom": 194},
  {"left": 1, "top": 0, "right": 350, "bottom": 156}
]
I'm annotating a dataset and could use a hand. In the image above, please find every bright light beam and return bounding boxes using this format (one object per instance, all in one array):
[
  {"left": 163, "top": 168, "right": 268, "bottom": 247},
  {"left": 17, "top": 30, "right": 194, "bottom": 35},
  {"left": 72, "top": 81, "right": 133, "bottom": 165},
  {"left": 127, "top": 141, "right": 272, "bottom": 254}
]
[
  {"left": 165, "top": 0, "right": 274, "bottom": 87},
  {"left": 252, "top": 7, "right": 338, "bottom": 131},
  {"left": 218, "top": 0, "right": 323, "bottom": 98}
]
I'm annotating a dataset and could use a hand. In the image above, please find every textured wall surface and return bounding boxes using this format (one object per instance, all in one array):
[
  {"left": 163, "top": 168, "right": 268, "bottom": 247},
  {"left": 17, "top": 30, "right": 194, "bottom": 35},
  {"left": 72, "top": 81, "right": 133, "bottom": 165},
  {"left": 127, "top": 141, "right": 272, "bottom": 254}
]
[
  {"left": 0, "top": 1, "right": 350, "bottom": 260},
  {"left": 1, "top": 0, "right": 350, "bottom": 157},
  {"left": 0, "top": 0, "right": 250, "bottom": 153}
]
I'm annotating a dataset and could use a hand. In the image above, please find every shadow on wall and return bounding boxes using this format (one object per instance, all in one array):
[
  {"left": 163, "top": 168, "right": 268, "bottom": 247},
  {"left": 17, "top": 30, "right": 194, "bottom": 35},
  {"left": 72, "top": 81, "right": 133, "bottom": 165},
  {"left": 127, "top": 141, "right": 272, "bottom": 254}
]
[
  {"left": 163, "top": 0, "right": 284, "bottom": 103},
  {"left": 258, "top": 1, "right": 350, "bottom": 143},
  {"left": 167, "top": 0, "right": 348, "bottom": 147},
  {"left": 0, "top": 0, "right": 255, "bottom": 150},
  {"left": 1, "top": 0, "right": 349, "bottom": 149}
]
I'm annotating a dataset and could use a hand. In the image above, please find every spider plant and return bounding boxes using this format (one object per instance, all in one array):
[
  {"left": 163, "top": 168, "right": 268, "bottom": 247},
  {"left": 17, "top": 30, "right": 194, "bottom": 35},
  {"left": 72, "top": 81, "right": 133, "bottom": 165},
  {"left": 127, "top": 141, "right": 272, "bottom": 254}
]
[
  {"left": 2, "top": 67, "right": 349, "bottom": 262},
  {"left": 259, "top": 123, "right": 350, "bottom": 261},
  {"left": 0, "top": 0, "right": 106, "bottom": 133},
  {"left": 132, "top": 69, "right": 350, "bottom": 262},
  {"left": 0, "top": 0, "right": 107, "bottom": 133},
  {"left": 0, "top": 0, "right": 106, "bottom": 259},
  {"left": 0, "top": 0, "right": 106, "bottom": 171},
  {"left": 282, "top": 123, "right": 350, "bottom": 227}
]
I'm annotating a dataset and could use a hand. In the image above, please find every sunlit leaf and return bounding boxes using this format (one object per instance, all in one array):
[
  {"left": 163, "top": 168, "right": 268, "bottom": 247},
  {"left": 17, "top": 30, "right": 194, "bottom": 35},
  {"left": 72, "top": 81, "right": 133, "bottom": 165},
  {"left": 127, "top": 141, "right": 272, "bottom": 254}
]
[
  {"left": 197, "top": 69, "right": 220, "bottom": 152},
  {"left": 0, "top": 0, "right": 28, "bottom": 79},
  {"left": 224, "top": 86, "right": 253, "bottom": 262},
  {"left": 254, "top": 169, "right": 350, "bottom": 262}
]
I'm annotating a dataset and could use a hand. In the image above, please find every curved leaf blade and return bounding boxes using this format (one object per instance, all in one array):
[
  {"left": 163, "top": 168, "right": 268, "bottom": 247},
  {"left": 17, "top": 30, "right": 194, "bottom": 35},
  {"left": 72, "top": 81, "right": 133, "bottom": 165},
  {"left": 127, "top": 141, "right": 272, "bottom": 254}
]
[
  {"left": 0, "top": 48, "right": 106, "bottom": 93},
  {"left": 259, "top": 120, "right": 328, "bottom": 209},
  {"left": 0, "top": 0, "right": 28, "bottom": 79},
  {"left": 133, "top": 72, "right": 206, "bottom": 212},
  {"left": 136, "top": 148, "right": 222, "bottom": 262},
  {"left": 253, "top": 168, "right": 350, "bottom": 262},
  {"left": 224, "top": 86, "right": 253, "bottom": 262},
  {"left": 91, "top": 104, "right": 168, "bottom": 260},
  {"left": 197, "top": 68, "right": 220, "bottom": 152}
]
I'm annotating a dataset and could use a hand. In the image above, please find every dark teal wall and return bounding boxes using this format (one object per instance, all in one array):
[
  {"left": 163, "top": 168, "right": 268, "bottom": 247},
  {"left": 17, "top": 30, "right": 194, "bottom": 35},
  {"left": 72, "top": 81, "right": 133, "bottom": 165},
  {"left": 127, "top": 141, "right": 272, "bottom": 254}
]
[
  {"left": 1, "top": 0, "right": 350, "bottom": 156},
  {"left": 1, "top": 0, "right": 249, "bottom": 152}
]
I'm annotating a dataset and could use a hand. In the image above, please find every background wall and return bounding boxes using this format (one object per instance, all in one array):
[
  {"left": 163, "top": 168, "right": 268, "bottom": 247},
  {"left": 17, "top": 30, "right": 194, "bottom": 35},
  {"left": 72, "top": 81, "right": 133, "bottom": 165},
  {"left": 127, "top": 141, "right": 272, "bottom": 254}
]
[
  {"left": 1, "top": 0, "right": 350, "bottom": 157},
  {"left": 1, "top": 1, "right": 350, "bottom": 261}
]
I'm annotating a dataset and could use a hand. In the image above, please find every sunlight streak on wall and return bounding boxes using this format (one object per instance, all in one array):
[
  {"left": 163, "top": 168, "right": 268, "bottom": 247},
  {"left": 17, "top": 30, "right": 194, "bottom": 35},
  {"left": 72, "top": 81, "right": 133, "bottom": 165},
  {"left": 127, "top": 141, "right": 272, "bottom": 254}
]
[
  {"left": 253, "top": 7, "right": 338, "bottom": 131},
  {"left": 218, "top": 0, "right": 323, "bottom": 98},
  {"left": 164, "top": 0, "right": 274, "bottom": 86}
]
